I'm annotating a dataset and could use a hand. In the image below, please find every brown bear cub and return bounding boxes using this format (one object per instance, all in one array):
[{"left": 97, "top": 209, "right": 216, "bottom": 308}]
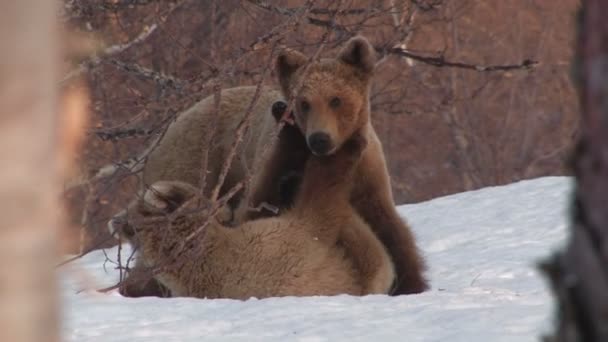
[
  {"left": 110, "top": 133, "right": 395, "bottom": 299},
  {"left": 246, "top": 36, "right": 429, "bottom": 295}
]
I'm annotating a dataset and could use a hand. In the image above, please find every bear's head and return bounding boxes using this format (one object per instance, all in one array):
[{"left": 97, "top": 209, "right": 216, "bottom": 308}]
[
  {"left": 276, "top": 36, "right": 376, "bottom": 156},
  {"left": 108, "top": 181, "right": 232, "bottom": 246}
]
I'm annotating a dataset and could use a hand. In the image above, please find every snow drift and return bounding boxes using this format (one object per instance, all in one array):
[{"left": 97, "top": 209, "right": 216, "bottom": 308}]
[{"left": 60, "top": 177, "right": 572, "bottom": 342}]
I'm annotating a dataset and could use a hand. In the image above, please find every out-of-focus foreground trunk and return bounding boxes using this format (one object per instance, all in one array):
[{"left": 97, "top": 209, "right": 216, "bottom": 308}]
[
  {"left": 0, "top": 1, "right": 61, "bottom": 342},
  {"left": 543, "top": 1, "right": 608, "bottom": 341}
]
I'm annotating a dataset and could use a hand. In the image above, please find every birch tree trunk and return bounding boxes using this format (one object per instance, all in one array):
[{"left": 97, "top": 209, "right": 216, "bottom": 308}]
[
  {"left": 543, "top": 1, "right": 608, "bottom": 341},
  {"left": 0, "top": 1, "right": 61, "bottom": 342}
]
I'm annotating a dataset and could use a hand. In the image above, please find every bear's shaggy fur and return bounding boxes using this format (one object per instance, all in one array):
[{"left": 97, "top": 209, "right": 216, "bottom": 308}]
[
  {"left": 110, "top": 135, "right": 394, "bottom": 299},
  {"left": 118, "top": 87, "right": 308, "bottom": 297},
  {"left": 143, "top": 86, "right": 282, "bottom": 208},
  {"left": 261, "top": 36, "right": 429, "bottom": 295},
  {"left": 115, "top": 36, "right": 428, "bottom": 296}
]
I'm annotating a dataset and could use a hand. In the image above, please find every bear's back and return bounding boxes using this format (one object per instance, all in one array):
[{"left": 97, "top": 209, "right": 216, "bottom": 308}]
[
  {"left": 142, "top": 86, "right": 283, "bottom": 193},
  {"left": 187, "top": 217, "right": 362, "bottom": 299}
]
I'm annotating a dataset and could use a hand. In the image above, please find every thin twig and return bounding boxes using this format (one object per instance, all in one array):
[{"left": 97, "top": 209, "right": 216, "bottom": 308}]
[
  {"left": 61, "top": 24, "right": 158, "bottom": 84},
  {"left": 383, "top": 46, "right": 538, "bottom": 72},
  {"left": 61, "top": 0, "right": 189, "bottom": 84},
  {"left": 247, "top": 0, "right": 538, "bottom": 72},
  {"left": 106, "top": 59, "right": 185, "bottom": 90},
  {"left": 199, "top": 0, "right": 221, "bottom": 198}
]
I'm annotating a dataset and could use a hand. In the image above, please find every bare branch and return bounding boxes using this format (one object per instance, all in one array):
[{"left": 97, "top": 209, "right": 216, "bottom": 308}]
[
  {"left": 381, "top": 46, "right": 538, "bottom": 72},
  {"left": 246, "top": 0, "right": 538, "bottom": 72},
  {"left": 208, "top": 52, "right": 275, "bottom": 202},
  {"left": 106, "top": 59, "right": 185, "bottom": 90},
  {"left": 61, "top": 24, "right": 158, "bottom": 84}
]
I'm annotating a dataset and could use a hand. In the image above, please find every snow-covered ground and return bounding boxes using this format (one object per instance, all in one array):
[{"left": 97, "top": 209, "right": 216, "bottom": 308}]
[{"left": 60, "top": 177, "right": 572, "bottom": 342}]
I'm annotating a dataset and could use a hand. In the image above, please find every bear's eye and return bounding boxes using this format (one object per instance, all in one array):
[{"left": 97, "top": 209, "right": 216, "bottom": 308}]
[
  {"left": 299, "top": 100, "right": 311, "bottom": 114},
  {"left": 329, "top": 97, "right": 341, "bottom": 108}
]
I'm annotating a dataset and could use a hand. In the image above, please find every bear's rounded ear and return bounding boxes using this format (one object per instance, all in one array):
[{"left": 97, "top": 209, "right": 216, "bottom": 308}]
[
  {"left": 144, "top": 181, "right": 198, "bottom": 213},
  {"left": 338, "top": 36, "right": 376, "bottom": 74},
  {"left": 276, "top": 49, "right": 308, "bottom": 94}
]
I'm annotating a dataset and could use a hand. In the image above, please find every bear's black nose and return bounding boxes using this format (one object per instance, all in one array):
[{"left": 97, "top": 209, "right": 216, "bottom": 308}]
[
  {"left": 271, "top": 101, "right": 288, "bottom": 121},
  {"left": 308, "top": 132, "right": 332, "bottom": 156}
]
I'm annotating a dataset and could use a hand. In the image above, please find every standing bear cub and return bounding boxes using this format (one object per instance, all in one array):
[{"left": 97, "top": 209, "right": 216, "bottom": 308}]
[
  {"left": 110, "top": 134, "right": 395, "bottom": 299},
  {"left": 245, "top": 36, "right": 429, "bottom": 294}
]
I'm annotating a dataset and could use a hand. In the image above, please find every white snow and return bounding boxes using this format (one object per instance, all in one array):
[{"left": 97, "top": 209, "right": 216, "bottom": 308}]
[{"left": 59, "top": 176, "right": 572, "bottom": 342}]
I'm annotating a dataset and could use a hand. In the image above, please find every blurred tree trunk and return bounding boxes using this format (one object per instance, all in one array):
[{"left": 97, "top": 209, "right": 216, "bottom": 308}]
[
  {"left": 543, "top": 1, "right": 608, "bottom": 341},
  {"left": 0, "top": 1, "right": 61, "bottom": 342}
]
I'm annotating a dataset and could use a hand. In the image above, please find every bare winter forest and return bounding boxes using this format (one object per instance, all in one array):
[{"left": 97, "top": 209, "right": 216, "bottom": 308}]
[
  {"left": 59, "top": 0, "right": 580, "bottom": 252},
  {"left": 7, "top": 0, "right": 608, "bottom": 341}
]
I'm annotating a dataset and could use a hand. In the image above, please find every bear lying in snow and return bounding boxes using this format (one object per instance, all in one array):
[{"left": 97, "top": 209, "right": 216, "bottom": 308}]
[{"left": 110, "top": 133, "right": 395, "bottom": 299}]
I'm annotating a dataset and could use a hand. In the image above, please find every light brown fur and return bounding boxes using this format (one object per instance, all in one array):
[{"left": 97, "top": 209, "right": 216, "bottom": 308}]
[
  {"left": 142, "top": 86, "right": 283, "bottom": 208},
  {"left": 120, "top": 87, "right": 295, "bottom": 297},
  {"left": 265, "top": 36, "right": 429, "bottom": 295},
  {"left": 117, "top": 37, "right": 427, "bottom": 296},
  {"left": 110, "top": 136, "right": 394, "bottom": 299}
]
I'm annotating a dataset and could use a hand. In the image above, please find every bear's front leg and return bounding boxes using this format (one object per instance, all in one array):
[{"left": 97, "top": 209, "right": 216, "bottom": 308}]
[
  {"left": 244, "top": 101, "right": 309, "bottom": 220},
  {"left": 351, "top": 146, "right": 429, "bottom": 295}
]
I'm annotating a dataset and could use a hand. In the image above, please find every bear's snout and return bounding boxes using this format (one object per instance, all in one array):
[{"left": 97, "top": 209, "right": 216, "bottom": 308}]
[{"left": 307, "top": 132, "right": 333, "bottom": 156}]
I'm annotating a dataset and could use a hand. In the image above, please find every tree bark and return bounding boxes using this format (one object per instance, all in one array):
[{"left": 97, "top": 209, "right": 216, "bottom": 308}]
[
  {"left": 543, "top": 1, "right": 608, "bottom": 341},
  {"left": 0, "top": 1, "right": 61, "bottom": 342}
]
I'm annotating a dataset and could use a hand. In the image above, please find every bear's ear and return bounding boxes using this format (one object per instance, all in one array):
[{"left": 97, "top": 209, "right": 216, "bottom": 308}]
[
  {"left": 337, "top": 36, "right": 376, "bottom": 74},
  {"left": 276, "top": 49, "right": 308, "bottom": 94},
  {"left": 143, "top": 181, "right": 198, "bottom": 213}
]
